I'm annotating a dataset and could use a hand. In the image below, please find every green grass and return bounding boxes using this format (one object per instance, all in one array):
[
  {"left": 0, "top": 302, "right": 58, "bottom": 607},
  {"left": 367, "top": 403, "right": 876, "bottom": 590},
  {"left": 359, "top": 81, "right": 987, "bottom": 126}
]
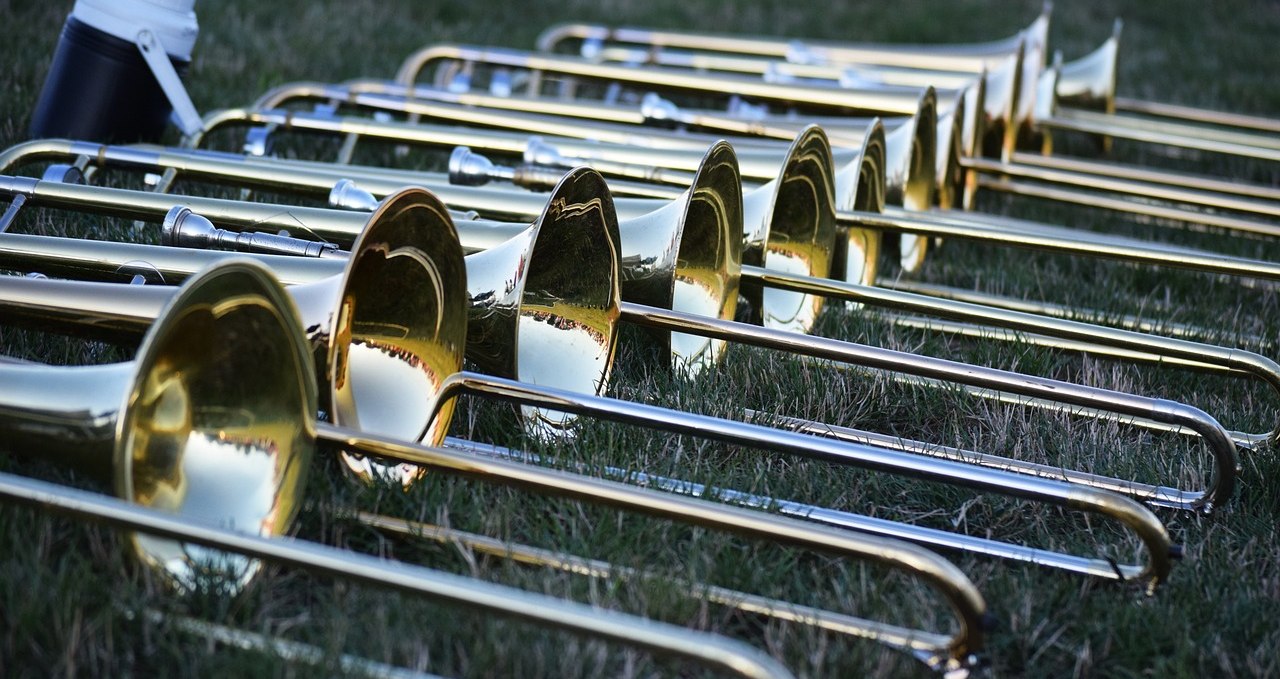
[{"left": 2, "top": 0, "right": 1280, "bottom": 676}]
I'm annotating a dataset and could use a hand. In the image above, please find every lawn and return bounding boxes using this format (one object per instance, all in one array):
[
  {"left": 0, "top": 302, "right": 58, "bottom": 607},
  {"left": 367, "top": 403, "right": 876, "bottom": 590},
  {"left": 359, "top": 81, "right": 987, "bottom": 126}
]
[{"left": 1, "top": 0, "right": 1279, "bottom": 676}]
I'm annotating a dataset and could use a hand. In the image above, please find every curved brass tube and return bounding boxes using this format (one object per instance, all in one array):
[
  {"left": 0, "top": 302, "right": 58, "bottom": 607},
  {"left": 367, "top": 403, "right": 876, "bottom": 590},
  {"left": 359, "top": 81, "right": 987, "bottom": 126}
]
[
  {"left": 0, "top": 163, "right": 1187, "bottom": 591},
  {"left": 395, "top": 44, "right": 933, "bottom": 118},
  {"left": 534, "top": 8, "right": 1049, "bottom": 71},
  {"left": 0, "top": 231, "right": 1184, "bottom": 590},
  {"left": 1044, "top": 21, "right": 1280, "bottom": 158},
  {"left": 0, "top": 259, "right": 317, "bottom": 592},
  {"left": 238, "top": 75, "right": 1280, "bottom": 240},
  {"left": 513, "top": 33, "right": 1012, "bottom": 160},
  {"left": 0, "top": 143, "right": 1249, "bottom": 510},
  {"left": 0, "top": 474, "right": 794, "bottom": 679},
  {"left": 0, "top": 201, "right": 1003, "bottom": 674},
  {"left": 130, "top": 130, "right": 1275, "bottom": 447},
  {"left": 529, "top": 9, "right": 1050, "bottom": 152},
  {"left": 531, "top": 10, "right": 1277, "bottom": 160},
  {"left": 470, "top": 18, "right": 1280, "bottom": 224},
  {"left": 0, "top": 258, "right": 800, "bottom": 676}
]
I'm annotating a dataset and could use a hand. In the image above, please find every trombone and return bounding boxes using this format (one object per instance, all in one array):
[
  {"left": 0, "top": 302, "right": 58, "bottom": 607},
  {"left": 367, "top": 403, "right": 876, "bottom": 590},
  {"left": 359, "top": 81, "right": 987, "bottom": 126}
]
[
  {"left": 240, "top": 78, "right": 1280, "bottom": 248},
  {"left": 0, "top": 228, "right": 1183, "bottom": 587},
  {"left": 31, "top": 129, "right": 1276, "bottom": 446},
  {"left": 0, "top": 154, "right": 1244, "bottom": 515},
  {"left": 0, "top": 259, "right": 878, "bottom": 679},
  {"left": 43, "top": 103, "right": 1275, "bottom": 302},
  {"left": 534, "top": 10, "right": 1280, "bottom": 159},
  {"left": 380, "top": 27, "right": 1280, "bottom": 225},
  {"left": 0, "top": 180, "right": 1182, "bottom": 587}
]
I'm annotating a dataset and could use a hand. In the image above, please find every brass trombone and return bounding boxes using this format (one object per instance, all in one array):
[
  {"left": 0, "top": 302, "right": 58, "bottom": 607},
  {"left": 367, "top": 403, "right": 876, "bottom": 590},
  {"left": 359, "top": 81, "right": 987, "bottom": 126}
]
[
  {"left": 1038, "top": 21, "right": 1280, "bottom": 159},
  {"left": 0, "top": 150, "right": 1244, "bottom": 514},
  {"left": 172, "top": 100, "right": 1276, "bottom": 327},
  {"left": 36, "top": 128, "right": 1275, "bottom": 448},
  {"left": 344, "top": 147, "right": 1280, "bottom": 450},
  {"left": 0, "top": 228, "right": 1184, "bottom": 587},
  {"left": 78, "top": 101, "right": 1274, "bottom": 306},
  {"left": 0, "top": 177, "right": 1184, "bottom": 588},
  {"left": 375, "top": 24, "right": 1280, "bottom": 228},
  {"left": 477, "top": 65, "right": 1280, "bottom": 218},
  {"left": 534, "top": 10, "right": 1280, "bottom": 159},
  {"left": 0, "top": 201, "right": 1015, "bottom": 675},
  {"left": 0, "top": 257, "right": 804, "bottom": 678},
  {"left": 241, "top": 78, "right": 1280, "bottom": 248}
]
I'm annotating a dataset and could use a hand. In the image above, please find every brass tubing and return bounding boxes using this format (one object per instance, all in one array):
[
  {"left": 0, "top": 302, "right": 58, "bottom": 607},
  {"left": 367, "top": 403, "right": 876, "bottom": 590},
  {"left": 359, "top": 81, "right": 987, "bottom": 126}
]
[
  {"left": 1037, "top": 111, "right": 1280, "bottom": 163},
  {"left": 395, "top": 44, "right": 931, "bottom": 117},
  {"left": 614, "top": 301, "right": 1237, "bottom": 512},
  {"left": 746, "top": 263, "right": 1280, "bottom": 444},
  {"left": 976, "top": 177, "right": 1280, "bottom": 239},
  {"left": 316, "top": 421, "right": 992, "bottom": 671},
  {"left": 1113, "top": 97, "right": 1280, "bottom": 135},
  {"left": 1008, "top": 151, "right": 1280, "bottom": 203},
  {"left": 0, "top": 160, "right": 1247, "bottom": 508},
  {"left": 224, "top": 86, "right": 1280, "bottom": 240},
  {"left": 355, "top": 511, "right": 957, "bottom": 652},
  {"left": 438, "top": 436, "right": 1167, "bottom": 581},
  {"left": 1047, "top": 108, "right": 1280, "bottom": 153},
  {"left": 253, "top": 80, "right": 898, "bottom": 156},
  {"left": 0, "top": 254, "right": 1000, "bottom": 671},
  {"left": 532, "top": 12, "right": 1049, "bottom": 71},
  {"left": 0, "top": 234, "right": 1181, "bottom": 583},
  {"left": 962, "top": 157, "right": 1280, "bottom": 220},
  {"left": 881, "top": 279, "right": 1271, "bottom": 346},
  {"left": 0, "top": 471, "right": 794, "bottom": 679},
  {"left": 11, "top": 142, "right": 1271, "bottom": 433},
  {"left": 848, "top": 208, "right": 1280, "bottom": 282}
]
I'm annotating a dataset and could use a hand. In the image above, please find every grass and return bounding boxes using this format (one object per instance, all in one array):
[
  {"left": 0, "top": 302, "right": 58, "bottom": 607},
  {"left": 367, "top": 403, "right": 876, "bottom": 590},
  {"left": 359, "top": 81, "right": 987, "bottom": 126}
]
[{"left": 2, "top": 0, "right": 1280, "bottom": 676}]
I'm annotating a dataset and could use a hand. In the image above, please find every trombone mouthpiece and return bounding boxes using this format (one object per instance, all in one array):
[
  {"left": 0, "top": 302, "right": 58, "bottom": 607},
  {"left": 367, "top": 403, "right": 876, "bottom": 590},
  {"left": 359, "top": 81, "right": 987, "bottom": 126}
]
[
  {"left": 329, "top": 178, "right": 380, "bottom": 211},
  {"left": 523, "top": 136, "right": 565, "bottom": 166},
  {"left": 640, "top": 92, "right": 680, "bottom": 121},
  {"left": 449, "top": 145, "right": 513, "bottom": 185},
  {"left": 162, "top": 205, "right": 220, "bottom": 247}
]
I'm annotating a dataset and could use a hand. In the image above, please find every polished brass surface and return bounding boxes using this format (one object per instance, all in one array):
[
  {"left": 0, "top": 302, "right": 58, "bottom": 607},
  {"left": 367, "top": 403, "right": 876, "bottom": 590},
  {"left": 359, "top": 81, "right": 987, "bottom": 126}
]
[
  {"left": 530, "top": 9, "right": 1278, "bottom": 161},
  {"left": 0, "top": 143, "right": 1249, "bottom": 509},
  {"left": 500, "top": 16, "right": 1279, "bottom": 223},
  {"left": 0, "top": 156, "right": 1187, "bottom": 586},
  {"left": 5, "top": 187, "right": 469, "bottom": 487},
  {"left": 307, "top": 189, "right": 467, "bottom": 482},
  {"left": 534, "top": 11, "right": 1047, "bottom": 72},
  {"left": 529, "top": 9, "right": 1048, "bottom": 153},
  {"left": 0, "top": 260, "right": 317, "bottom": 591},
  {"left": 0, "top": 266, "right": 1009, "bottom": 675},
  {"left": 395, "top": 44, "right": 936, "bottom": 119},
  {"left": 459, "top": 167, "right": 621, "bottom": 433},
  {"left": 0, "top": 472, "right": 795, "bottom": 679},
  {"left": 102, "top": 130, "right": 1274, "bottom": 450},
  {"left": 0, "top": 227, "right": 1189, "bottom": 596},
  {"left": 0, "top": 260, "right": 1000, "bottom": 672},
  {"left": 246, "top": 79, "right": 948, "bottom": 212},
  {"left": 0, "top": 173, "right": 620, "bottom": 448},
  {"left": 359, "top": 510, "right": 962, "bottom": 649},
  {"left": 313, "top": 419, "right": 998, "bottom": 671},
  {"left": 238, "top": 75, "right": 1280, "bottom": 240},
  {"left": 441, "top": 433, "right": 1167, "bottom": 582},
  {"left": 510, "top": 35, "right": 1008, "bottom": 158},
  {"left": 1044, "top": 21, "right": 1280, "bottom": 159}
]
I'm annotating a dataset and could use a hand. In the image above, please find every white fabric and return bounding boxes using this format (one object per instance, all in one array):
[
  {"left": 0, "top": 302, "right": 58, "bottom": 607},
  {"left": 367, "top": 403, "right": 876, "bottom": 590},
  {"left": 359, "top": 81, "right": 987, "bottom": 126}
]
[{"left": 72, "top": 0, "right": 199, "bottom": 59}]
